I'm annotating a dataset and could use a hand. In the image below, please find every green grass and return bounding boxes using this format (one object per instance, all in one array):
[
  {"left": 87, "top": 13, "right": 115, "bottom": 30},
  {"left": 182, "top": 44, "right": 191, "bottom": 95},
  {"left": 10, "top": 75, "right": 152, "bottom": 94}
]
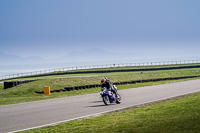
[
  {"left": 21, "top": 92, "right": 200, "bottom": 133},
  {"left": 1, "top": 68, "right": 200, "bottom": 105}
]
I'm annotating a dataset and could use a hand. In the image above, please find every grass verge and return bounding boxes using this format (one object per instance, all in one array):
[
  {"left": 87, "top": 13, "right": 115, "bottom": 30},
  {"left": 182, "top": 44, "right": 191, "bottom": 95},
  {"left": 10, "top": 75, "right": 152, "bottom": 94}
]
[{"left": 21, "top": 92, "right": 200, "bottom": 133}]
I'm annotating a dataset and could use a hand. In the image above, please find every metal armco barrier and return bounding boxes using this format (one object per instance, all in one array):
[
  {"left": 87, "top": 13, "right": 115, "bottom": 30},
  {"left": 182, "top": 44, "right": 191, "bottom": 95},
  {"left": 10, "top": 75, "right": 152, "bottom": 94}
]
[{"left": 34, "top": 75, "right": 200, "bottom": 94}]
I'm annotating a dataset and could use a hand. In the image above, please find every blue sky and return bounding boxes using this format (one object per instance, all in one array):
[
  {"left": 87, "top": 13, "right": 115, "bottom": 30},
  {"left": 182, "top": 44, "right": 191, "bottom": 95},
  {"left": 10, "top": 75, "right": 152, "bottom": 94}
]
[{"left": 0, "top": 0, "right": 200, "bottom": 59}]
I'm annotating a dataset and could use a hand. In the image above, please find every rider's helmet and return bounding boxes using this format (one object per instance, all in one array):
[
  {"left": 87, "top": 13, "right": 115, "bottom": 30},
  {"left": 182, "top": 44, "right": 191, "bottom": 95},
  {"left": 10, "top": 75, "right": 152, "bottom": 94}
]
[{"left": 101, "top": 78, "right": 106, "bottom": 84}]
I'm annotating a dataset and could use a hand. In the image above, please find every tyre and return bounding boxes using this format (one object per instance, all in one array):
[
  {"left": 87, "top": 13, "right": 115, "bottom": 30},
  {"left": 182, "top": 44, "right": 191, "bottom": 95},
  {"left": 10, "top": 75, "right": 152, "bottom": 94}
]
[
  {"left": 116, "top": 94, "right": 121, "bottom": 104},
  {"left": 103, "top": 96, "right": 110, "bottom": 105}
]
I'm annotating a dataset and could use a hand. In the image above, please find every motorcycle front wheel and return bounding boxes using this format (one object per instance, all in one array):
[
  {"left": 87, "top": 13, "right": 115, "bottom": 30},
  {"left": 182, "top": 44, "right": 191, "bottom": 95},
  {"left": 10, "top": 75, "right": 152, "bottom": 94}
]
[{"left": 103, "top": 96, "right": 110, "bottom": 105}]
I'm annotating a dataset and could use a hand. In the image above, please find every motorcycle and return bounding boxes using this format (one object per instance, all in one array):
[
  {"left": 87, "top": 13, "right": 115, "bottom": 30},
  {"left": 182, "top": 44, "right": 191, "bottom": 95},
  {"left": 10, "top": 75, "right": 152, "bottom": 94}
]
[{"left": 100, "top": 85, "right": 121, "bottom": 105}]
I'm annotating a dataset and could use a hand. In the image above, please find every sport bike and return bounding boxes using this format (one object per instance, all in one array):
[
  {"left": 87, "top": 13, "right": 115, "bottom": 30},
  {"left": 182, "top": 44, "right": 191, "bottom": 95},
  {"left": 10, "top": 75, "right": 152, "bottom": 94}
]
[{"left": 100, "top": 85, "right": 121, "bottom": 105}]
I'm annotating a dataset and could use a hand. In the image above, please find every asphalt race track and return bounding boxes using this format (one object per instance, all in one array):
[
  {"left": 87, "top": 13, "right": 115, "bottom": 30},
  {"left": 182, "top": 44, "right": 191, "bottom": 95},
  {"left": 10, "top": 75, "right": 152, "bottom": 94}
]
[{"left": 1, "top": 79, "right": 200, "bottom": 133}]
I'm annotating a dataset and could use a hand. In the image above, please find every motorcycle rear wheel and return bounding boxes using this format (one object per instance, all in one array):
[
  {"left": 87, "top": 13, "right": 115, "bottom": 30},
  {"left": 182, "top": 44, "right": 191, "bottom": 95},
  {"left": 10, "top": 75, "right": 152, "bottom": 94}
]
[{"left": 116, "top": 94, "right": 121, "bottom": 104}]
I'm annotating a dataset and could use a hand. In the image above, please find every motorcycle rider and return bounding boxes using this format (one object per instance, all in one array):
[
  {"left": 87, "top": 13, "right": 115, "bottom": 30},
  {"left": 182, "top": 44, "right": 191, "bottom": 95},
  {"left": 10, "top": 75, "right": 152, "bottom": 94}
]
[{"left": 101, "top": 77, "right": 118, "bottom": 96}]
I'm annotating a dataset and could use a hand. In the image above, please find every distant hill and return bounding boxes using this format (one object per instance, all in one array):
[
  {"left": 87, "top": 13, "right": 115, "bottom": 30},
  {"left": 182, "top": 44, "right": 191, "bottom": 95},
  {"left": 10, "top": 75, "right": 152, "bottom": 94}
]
[
  {"left": 0, "top": 52, "right": 45, "bottom": 65},
  {"left": 57, "top": 48, "right": 141, "bottom": 62},
  {"left": 2, "top": 48, "right": 195, "bottom": 66},
  {"left": 59, "top": 48, "right": 115, "bottom": 62},
  {"left": 0, "top": 48, "right": 154, "bottom": 65},
  {"left": 0, "top": 48, "right": 136, "bottom": 65}
]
